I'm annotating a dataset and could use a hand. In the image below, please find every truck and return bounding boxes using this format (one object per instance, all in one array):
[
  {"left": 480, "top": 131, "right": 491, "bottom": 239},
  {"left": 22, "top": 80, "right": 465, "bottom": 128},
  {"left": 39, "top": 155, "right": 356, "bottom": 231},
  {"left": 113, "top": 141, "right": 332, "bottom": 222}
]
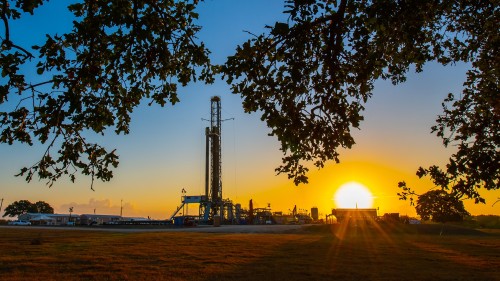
[{"left": 8, "top": 220, "right": 31, "bottom": 226}]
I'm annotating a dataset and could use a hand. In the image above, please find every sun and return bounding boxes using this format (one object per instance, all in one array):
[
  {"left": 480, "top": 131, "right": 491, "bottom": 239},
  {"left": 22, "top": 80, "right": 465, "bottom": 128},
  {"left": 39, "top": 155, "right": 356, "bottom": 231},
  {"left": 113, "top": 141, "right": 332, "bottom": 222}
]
[{"left": 334, "top": 182, "right": 374, "bottom": 208}]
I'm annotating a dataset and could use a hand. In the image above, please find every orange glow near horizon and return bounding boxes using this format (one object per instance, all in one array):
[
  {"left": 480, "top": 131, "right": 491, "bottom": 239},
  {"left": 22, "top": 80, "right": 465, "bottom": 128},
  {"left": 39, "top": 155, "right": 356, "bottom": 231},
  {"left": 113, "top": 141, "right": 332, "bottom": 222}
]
[{"left": 334, "top": 182, "right": 374, "bottom": 209}]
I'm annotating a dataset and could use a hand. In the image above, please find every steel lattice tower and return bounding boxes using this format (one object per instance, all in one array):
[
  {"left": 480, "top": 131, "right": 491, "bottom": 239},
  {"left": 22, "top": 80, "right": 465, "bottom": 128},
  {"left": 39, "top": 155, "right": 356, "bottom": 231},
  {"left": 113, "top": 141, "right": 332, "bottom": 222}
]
[
  {"left": 203, "top": 96, "right": 223, "bottom": 220},
  {"left": 208, "top": 96, "right": 222, "bottom": 216},
  {"left": 169, "top": 96, "right": 232, "bottom": 224}
]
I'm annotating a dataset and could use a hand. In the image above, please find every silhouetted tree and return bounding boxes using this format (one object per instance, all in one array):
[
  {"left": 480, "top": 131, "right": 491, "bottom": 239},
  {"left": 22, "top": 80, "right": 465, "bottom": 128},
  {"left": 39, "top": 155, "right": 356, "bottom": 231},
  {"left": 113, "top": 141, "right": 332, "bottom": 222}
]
[
  {"left": 224, "top": 0, "right": 499, "bottom": 204},
  {"left": 0, "top": 0, "right": 212, "bottom": 189},
  {"left": 2, "top": 200, "right": 55, "bottom": 217},
  {"left": 33, "top": 201, "right": 54, "bottom": 214},
  {"left": 416, "top": 190, "right": 469, "bottom": 223},
  {"left": 2, "top": 200, "right": 53, "bottom": 217},
  {"left": 0, "top": 1, "right": 498, "bottom": 205},
  {"left": 3, "top": 200, "right": 33, "bottom": 217}
]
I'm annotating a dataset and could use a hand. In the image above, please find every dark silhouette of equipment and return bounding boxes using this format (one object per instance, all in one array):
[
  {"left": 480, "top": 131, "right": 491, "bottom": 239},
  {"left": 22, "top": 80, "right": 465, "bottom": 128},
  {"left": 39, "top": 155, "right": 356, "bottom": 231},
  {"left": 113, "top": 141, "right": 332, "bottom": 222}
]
[
  {"left": 202, "top": 96, "right": 223, "bottom": 221},
  {"left": 170, "top": 96, "right": 236, "bottom": 224}
]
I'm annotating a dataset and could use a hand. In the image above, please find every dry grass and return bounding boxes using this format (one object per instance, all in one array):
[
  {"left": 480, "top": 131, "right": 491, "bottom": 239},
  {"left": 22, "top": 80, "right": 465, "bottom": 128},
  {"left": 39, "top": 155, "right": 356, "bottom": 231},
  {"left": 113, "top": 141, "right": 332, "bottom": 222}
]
[{"left": 0, "top": 224, "right": 499, "bottom": 281}]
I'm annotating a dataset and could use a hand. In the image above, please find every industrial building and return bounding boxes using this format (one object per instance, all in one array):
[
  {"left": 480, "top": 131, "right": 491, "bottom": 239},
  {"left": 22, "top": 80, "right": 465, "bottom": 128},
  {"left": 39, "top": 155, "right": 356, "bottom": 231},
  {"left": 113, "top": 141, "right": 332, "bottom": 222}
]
[
  {"left": 330, "top": 208, "right": 378, "bottom": 223},
  {"left": 17, "top": 213, "right": 147, "bottom": 226},
  {"left": 18, "top": 213, "right": 78, "bottom": 225}
]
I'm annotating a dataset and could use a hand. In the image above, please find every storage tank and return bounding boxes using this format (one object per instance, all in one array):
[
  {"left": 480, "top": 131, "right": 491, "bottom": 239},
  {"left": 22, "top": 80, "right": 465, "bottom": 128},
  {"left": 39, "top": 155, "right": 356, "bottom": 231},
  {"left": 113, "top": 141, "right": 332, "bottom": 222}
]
[{"left": 311, "top": 207, "right": 319, "bottom": 221}]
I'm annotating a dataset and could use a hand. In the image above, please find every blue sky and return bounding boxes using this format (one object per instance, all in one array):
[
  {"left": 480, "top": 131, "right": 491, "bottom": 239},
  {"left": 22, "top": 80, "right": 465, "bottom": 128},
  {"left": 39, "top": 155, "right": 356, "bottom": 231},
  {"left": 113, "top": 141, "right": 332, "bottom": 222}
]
[{"left": 1, "top": 1, "right": 498, "bottom": 218}]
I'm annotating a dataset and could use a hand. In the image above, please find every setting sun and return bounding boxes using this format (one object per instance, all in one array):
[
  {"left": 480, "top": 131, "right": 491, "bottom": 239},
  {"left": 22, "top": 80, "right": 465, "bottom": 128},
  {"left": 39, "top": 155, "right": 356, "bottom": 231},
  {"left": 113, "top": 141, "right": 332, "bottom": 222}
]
[{"left": 334, "top": 182, "right": 374, "bottom": 208}]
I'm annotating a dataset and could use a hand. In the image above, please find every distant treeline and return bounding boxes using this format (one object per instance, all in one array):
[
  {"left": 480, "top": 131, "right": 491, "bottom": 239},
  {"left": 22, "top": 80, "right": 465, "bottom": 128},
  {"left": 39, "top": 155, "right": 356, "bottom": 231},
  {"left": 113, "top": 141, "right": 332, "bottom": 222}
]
[
  {"left": 462, "top": 215, "right": 500, "bottom": 229},
  {"left": 382, "top": 214, "right": 500, "bottom": 229}
]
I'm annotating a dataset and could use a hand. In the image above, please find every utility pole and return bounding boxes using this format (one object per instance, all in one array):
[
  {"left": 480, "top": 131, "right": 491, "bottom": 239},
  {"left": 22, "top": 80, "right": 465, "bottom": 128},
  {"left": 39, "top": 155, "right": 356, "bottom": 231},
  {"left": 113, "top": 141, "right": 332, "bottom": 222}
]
[
  {"left": 0, "top": 198, "right": 4, "bottom": 215},
  {"left": 69, "top": 207, "right": 73, "bottom": 225},
  {"left": 120, "top": 199, "right": 123, "bottom": 218},
  {"left": 181, "top": 188, "right": 187, "bottom": 216}
]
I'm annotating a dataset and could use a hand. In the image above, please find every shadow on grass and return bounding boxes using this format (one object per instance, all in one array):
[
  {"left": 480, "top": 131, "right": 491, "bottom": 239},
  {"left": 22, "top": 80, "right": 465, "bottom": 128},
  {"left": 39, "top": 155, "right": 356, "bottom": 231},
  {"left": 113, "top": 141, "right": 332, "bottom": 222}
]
[
  {"left": 0, "top": 225, "right": 498, "bottom": 281},
  {"left": 205, "top": 224, "right": 500, "bottom": 281}
]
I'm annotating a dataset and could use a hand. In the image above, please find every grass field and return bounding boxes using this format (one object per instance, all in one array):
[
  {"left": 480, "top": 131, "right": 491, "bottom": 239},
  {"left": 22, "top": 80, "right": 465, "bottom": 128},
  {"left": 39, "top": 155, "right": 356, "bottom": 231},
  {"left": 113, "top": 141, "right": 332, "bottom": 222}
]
[{"left": 0, "top": 224, "right": 499, "bottom": 281}]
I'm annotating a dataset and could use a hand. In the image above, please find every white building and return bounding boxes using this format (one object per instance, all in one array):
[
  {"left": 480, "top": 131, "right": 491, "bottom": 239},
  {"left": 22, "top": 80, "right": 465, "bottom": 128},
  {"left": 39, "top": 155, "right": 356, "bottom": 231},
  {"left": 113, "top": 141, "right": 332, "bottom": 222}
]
[{"left": 18, "top": 213, "right": 77, "bottom": 225}]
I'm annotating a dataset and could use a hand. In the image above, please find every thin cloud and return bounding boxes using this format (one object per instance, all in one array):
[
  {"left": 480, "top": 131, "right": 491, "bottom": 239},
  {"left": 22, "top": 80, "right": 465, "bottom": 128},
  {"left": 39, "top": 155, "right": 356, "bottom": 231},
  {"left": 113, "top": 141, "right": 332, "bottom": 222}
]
[{"left": 58, "top": 198, "right": 137, "bottom": 216}]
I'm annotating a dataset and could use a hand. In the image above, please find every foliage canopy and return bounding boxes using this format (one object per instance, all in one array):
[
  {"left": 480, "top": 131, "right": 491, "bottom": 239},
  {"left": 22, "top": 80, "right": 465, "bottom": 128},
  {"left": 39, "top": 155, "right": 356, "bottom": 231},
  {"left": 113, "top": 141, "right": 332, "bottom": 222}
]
[
  {"left": 224, "top": 0, "right": 499, "bottom": 204},
  {"left": 0, "top": 0, "right": 212, "bottom": 189},
  {"left": 2, "top": 200, "right": 54, "bottom": 217},
  {"left": 0, "top": 0, "right": 498, "bottom": 203},
  {"left": 415, "top": 190, "right": 469, "bottom": 223}
]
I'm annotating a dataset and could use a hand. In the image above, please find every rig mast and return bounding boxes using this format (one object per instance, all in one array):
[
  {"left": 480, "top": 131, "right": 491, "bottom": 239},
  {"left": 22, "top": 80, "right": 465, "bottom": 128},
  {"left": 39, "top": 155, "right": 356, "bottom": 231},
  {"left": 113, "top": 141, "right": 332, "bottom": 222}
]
[
  {"left": 207, "top": 96, "right": 222, "bottom": 218},
  {"left": 171, "top": 96, "right": 234, "bottom": 224}
]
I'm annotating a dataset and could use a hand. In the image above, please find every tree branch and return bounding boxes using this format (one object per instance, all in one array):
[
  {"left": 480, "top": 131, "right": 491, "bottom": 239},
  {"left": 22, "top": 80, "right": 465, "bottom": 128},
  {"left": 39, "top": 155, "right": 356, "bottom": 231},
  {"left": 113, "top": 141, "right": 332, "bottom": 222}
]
[
  {"left": 1, "top": 0, "right": 9, "bottom": 41},
  {"left": 326, "top": 0, "right": 347, "bottom": 80},
  {"left": 8, "top": 42, "right": 34, "bottom": 59},
  {"left": 26, "top": 80, "right": 57, "bottom": 90},
  {"left": 1, "top": 4, "right": 34, "bottom": 59}
]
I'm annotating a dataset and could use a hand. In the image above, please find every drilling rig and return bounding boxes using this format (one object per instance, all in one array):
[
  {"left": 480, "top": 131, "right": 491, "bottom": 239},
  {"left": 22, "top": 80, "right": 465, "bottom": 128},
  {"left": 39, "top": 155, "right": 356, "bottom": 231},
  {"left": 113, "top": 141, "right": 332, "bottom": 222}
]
[
  {"left": 201, "top": 96, "right": 223, "bottom": 221},
  {"left": 200, "top": 96, "right": 236, "bottom": 223},
  {"left": 170, "top": 96, "right": 235, "bottom": 224}
]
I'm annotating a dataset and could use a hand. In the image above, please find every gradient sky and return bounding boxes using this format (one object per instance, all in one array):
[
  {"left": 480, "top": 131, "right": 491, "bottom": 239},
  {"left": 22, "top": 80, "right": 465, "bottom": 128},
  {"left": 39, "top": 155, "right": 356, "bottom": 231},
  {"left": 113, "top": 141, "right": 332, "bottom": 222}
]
[{"left": 0, "top": 0, "right": 498, "bottom": 219}]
